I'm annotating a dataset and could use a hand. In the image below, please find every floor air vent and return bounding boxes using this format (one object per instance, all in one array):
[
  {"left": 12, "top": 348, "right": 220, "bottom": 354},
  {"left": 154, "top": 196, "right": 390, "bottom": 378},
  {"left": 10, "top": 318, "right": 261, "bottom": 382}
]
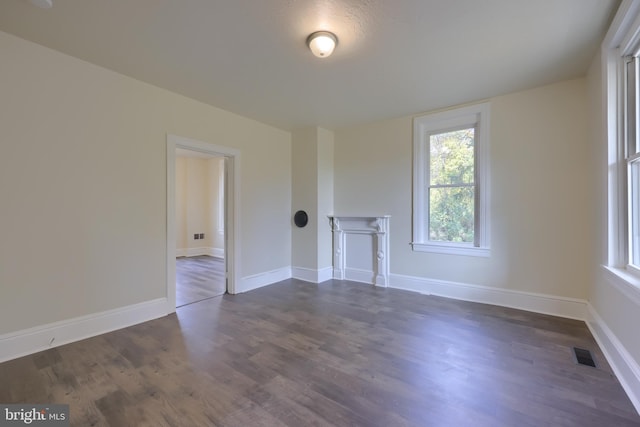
[{"left": 573, "top": 347, "right": 597, "bottom": 368}]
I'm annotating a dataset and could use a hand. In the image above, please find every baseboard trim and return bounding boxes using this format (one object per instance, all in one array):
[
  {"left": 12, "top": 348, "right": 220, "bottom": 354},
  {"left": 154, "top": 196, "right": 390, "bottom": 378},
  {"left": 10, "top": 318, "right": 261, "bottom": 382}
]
[
  {"left": 344, "top": 268, "right": 376, "bottom": 285},
  {"left": 317, "top": 266, "right": 333, "bottom": 283},
  {"left": 292, "top": 266, "right": 333, "bottom": 284},
  {"left": 389, "top": 273, "right": 587, "bottom": 320},
  {"left": 0, "top": 298, "right": 169, "bottom": 363},
  {"left": 210, "top": 247, "right": 224, "bottom": 259},
  {"left": 176, "top": 247, "right": 224, "bottom": 258},
  {"left": 586, "top": 305, "right": 640, "bottom": 414},
  {"left": 240, "top": 267, "right": 291, "bottom": 293}
]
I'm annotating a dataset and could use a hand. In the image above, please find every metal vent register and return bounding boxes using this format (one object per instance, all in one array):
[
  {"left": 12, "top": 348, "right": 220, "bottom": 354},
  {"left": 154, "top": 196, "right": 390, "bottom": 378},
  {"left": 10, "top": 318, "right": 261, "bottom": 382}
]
[{"left": 573, "top": 347, "right": 597, "bottom": 368}]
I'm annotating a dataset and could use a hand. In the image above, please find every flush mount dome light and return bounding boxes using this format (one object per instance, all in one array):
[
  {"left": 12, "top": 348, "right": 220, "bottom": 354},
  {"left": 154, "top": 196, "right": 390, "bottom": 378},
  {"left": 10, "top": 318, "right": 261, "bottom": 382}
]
[{"left": 306, "top": 31, "right": 338, "bottom": 58}]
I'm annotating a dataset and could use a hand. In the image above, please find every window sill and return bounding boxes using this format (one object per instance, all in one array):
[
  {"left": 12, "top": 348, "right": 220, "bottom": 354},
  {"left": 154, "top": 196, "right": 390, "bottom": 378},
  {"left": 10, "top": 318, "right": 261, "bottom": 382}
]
[
  {"left": 602, "top": 265, "right": 640, "bottom": 305},
  {"left": 411, "top": 242, "right": 490, "bottom": 257}
]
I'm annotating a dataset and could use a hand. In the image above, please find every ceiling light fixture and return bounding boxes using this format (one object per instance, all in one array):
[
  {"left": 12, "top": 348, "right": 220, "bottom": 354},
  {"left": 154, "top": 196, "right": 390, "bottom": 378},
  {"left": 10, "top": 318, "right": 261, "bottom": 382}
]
[
  {"left": 29, "top": 0, "right": 53, "bottom": 8},
  {"left": 306, "top": 31, "right": 338, "bottom": 58}
]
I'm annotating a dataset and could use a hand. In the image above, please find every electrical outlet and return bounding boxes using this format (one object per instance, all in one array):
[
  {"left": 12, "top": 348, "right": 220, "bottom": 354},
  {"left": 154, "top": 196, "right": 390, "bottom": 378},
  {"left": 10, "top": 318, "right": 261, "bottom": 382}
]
[
  {"left": 199, "top": 233, "right": 205, "bottom": 239},
  {"left": 194, "top": 234, "right": 199, "bottom": 240}
]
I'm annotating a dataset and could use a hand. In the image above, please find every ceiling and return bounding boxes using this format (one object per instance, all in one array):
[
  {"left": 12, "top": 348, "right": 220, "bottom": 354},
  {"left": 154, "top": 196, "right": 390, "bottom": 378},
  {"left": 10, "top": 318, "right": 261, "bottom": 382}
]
[{"left": 0, "top": 0, "right": 620, "bottom": 130}]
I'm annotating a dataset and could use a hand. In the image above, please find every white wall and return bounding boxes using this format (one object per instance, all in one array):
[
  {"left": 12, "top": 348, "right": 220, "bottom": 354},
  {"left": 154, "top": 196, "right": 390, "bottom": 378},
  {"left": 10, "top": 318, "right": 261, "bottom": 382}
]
[
  {"left": 317, "top": 128, "right": 334, "bottom": 270},
  {"left": 587, "top": 44, "right": 640, "bottom": 407},
  {"left": 207, "top": 157, "right": 225, "bottom": 254},
  {"left": 334, "top": 78, "right": 592, "bottom": 302},
  {"left": 0, "top": 30, "right": 291, "bottom": 335},
  {"left": 175, "top": 156, "right": 224, "bottom": 256},
  {"left": 176, "top": 157, "right": 188, "bottom": 250},
  {"left": 291, "top": 127, "right": 334, "bottom": 279},
  {"left": 291, "top": 128, "right": 318, "bottom": 270},
  {"left": 586, "top": 48, "right": 608, "bottom": 281}
]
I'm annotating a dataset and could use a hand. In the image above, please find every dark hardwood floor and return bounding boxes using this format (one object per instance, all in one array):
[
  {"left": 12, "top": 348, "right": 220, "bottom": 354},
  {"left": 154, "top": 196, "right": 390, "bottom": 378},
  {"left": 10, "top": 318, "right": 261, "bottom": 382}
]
[
  {"left": 1, "top": 279, "right": 638, "bottom": 426},
  {"left": 176, "top": 255, "right": 226, "bottom": 307}
]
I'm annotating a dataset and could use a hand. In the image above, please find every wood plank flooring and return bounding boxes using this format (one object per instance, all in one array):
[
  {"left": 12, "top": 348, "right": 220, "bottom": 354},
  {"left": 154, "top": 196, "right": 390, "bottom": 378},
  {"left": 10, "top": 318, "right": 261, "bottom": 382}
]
[
  {"left": 176, "top": 256, "right": 226, "bottom": 307},
  {"left": 1, "top": 279, "right": 639, "bottom": 426}
]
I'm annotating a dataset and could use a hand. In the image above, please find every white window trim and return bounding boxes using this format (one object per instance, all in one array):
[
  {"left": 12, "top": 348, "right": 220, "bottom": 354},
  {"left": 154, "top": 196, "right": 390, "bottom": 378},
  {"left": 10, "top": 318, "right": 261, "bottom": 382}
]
[
  {"left": 412, "top": 102, "right": 491, "bottom": 257},
  {"left": 603, "top": 0, "right": 640, "bottom": 283}
]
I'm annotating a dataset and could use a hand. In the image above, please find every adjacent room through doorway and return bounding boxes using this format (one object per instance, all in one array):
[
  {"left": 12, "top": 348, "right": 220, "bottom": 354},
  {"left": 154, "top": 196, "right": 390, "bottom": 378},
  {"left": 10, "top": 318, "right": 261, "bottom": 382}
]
[
  {"left": 174, "top": 148, "right": 226, "bottom": 307},
  {"left": 175, "top": 255, "right": 225, "bottom": 306}
]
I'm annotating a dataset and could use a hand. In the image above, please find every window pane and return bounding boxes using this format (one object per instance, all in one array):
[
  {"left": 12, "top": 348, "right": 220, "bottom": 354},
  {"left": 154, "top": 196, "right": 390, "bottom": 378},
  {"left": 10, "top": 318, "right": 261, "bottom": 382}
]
[
  {"left": 429, "top": 128, "right": 475, "bottom": 185},
  {"left": 627, "top": 57, "right": 638, "bottom": 157},
  {"left": 429, "top": 186, "right": 474, "bottom": 243},
  {"left": 631, "top": 160, "right": 640, "bottom": 267}
]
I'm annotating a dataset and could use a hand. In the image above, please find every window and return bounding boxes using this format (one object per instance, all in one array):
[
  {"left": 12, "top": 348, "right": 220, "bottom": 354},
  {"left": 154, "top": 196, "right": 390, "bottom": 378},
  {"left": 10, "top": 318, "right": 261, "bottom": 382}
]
[
  {"left": 412, "top": 102, "right": 490, "bottom": 256},
  {"left": 625, "top": 56, "right": 640, "bottom": 272},
  {"left": 603, "top": 0, "right": 640, "bottom": 280},
  {"left": 631, "top": 158, "right": 640, "bottom": 268},
  {"left": 428, "top": 128, "right": 476, "bottom": 243}
]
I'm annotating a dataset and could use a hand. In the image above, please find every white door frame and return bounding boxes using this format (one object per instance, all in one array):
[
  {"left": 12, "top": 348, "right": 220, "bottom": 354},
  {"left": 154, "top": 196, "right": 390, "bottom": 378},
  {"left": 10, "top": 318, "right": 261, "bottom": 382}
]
[{"left": 166, "top": 134, "right": 241, "bottom": 311}]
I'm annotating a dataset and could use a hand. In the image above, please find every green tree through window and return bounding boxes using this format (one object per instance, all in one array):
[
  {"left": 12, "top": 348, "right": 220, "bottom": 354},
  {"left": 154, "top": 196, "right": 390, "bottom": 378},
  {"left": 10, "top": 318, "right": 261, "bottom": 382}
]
[
  {"left": 412, "top": 101, "right": 489, "bottom": 256},
  {"left": 428, "top": 128, "right": 475, "bottom": 243}
]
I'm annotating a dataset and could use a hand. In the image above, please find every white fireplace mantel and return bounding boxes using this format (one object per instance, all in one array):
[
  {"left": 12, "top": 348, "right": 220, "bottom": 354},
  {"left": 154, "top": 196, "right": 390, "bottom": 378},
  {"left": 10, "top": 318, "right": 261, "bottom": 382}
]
[{"left": 328, "top": 215, "right": 390, "bottom": 287}]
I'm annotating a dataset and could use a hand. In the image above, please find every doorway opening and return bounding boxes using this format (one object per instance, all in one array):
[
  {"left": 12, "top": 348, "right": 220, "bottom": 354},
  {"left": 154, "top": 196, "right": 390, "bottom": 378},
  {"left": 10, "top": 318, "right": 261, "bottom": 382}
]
[
  {"left": 166, "top": 134, "right": 240, "bottom": 312},
  {"left": 175, "top": 149, "right": 226, "bottom": 306}
]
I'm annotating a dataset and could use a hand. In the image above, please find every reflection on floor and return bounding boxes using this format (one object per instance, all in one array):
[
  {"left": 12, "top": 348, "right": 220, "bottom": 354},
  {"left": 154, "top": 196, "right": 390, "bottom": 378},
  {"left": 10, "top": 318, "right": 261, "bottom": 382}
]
[{"left": 176, "top": 255, "right": 225, "bottom": 307}]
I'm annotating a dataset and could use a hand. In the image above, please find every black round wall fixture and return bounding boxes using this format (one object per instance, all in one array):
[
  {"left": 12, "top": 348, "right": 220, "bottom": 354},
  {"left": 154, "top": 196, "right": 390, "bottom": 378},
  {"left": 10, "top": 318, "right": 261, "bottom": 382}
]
[{"left": 294, "top": 210, "right": 308, "bottom": 227}]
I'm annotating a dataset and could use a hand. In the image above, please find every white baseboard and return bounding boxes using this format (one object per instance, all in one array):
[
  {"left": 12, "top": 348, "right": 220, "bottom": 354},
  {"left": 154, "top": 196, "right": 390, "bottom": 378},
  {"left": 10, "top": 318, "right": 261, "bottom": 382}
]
[
  {"left": 210, "top": 247, "right": 224, "bottom": 259},
  {"left": 344, "top": 268, "right": 376, "bottom": 285},
  {"left": 292, "top": 266, "right": 333, "bottom": 283},
  {"left": 389, "top": 273, "right": 587, "bottom": 321},
  {"left": 586, "top": 305, "right": 640, "bottom": 414},
  {"left": 176, "top": 247, "right": 224, "bottom": 259},
  {"left": 240, "top": 266, "right": 291, "bottom": 293},
  {"left": 0, "top": 298, "right": 169, "bottom": 363},
  {"left": 317, "top": 266, "right": 333, "bottom": 283}
]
